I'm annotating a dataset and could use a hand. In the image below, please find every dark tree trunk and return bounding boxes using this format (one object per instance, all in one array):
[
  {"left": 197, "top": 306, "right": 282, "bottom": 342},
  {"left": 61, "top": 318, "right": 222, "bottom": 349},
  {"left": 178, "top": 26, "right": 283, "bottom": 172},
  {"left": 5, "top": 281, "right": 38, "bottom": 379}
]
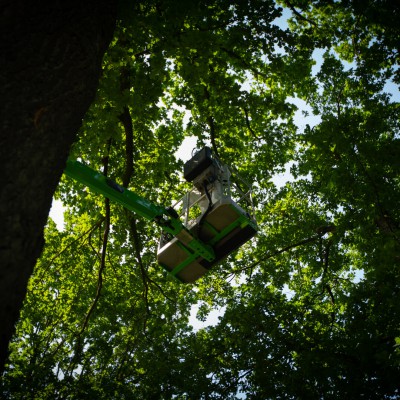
[{"left": 0, "top": 0, "right": 116, "bottom": 372}]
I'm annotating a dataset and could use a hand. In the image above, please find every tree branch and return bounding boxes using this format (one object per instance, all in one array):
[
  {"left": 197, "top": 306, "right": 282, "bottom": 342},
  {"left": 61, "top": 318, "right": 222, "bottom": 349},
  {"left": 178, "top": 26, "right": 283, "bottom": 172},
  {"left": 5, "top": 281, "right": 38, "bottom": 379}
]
[
  {"left": 68, "top": 151, "right": 111, "bottom": 377},
  {"left": 208, "top": 115, "right": 220, "bottom": 158},
  {"left": 232, "top": 234, "right": 319, "bottom": 274},
  {"left": 127, "top": 214, "right": 151, "bottom": 323},
  {"left": 117, "top": 87, "right": 152, "bottom": 318},
  {"left": 242, "top": 107, "right": 260, "bottom": 141},
  {"left": 119, "top": 106, "right": 134, "bottom": 188},
  {"left": 38, "top": 218, "right": 105, "bottom": 280},
  {"left": 78, "top": 145, "right": 112, "bottom": 337},
  {"left": 285, "top": 1, "right": 317, "bottom": 27},
  {"left": 203, "top": 86, "right": 221, "bottom": 158},
  {"left": 79, "top": 199, "right": 110, "bottom": 336},
  {"left": 119, "top": 65, "right": 135, "bottom": 187}
]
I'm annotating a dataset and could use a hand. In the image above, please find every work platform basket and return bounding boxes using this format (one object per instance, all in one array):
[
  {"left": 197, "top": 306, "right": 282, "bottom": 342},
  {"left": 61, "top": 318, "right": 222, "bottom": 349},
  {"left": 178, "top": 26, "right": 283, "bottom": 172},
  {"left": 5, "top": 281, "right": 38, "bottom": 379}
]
[{"left": 157, "top": 147, "right": 257, "bottom": 283}]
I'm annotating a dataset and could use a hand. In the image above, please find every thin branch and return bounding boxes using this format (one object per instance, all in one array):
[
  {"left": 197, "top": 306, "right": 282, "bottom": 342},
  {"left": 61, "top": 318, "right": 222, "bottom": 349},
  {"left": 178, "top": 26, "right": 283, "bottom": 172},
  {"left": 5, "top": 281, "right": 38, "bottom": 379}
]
[
  {"left": 66, "top": 196, "right": 111, "bottom": 378},
  {"left": 325, "top": 284, "right": 335, "bottom": 305},
  {"left": 127, "top": 214, "right": 150, "bottom": 319},
  {"left": 117, "top": 74, "right": 173, "bottom": 304},
  {"left": 38, "top": 218, "right": 105, "bottom": 280},
  {"left": 117, "top": 84, "right": 151, "bottom": 318},
  {"left": 321, "top": 240, "right": 335, "bottom": 305},
  {"left": 232, "top": 234, "right": 319, "bottom": 274},
  {"left": 79, "top": 200, "right": 110, "bottom": 336},
  {"left": 208, "top": 115, "right": 220, "bottom": 159},
  {"left": 285, "top": 1, "right": 317, "bottom": 27},
  {"left": 118, "top": 63, "right": 135, "bottom": 187},
  {"left": 119, "top": 106, "right": 134, "bottom": 188},
  {"left": 78, "top": 145, "right": 112, "bottom": 336},
  {"left": 203, "top": 86, "right": 221, "bottom": 158},
  {"left": 145, "top": 272, "right": 174, "bottom": 302},
  {"left": 242, "top": 107, "right": 260, "bottom": 141},
  {"left": 88, "top": 223, "right": 103, "bottom": 261}
]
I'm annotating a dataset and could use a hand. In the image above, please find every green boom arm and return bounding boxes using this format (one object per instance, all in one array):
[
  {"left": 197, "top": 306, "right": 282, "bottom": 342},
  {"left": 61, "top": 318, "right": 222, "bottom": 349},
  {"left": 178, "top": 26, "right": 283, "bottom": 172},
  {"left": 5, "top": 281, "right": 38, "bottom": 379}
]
[{"left": 64, "top": 159, "right": 215, "bottom": 262}]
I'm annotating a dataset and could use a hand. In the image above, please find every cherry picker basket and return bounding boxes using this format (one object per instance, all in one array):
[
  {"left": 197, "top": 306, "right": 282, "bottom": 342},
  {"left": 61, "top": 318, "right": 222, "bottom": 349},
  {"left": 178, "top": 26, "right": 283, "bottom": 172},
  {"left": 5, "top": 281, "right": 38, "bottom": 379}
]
[{"left": 157, "top": 147, "right": 257, "bottom": 283}]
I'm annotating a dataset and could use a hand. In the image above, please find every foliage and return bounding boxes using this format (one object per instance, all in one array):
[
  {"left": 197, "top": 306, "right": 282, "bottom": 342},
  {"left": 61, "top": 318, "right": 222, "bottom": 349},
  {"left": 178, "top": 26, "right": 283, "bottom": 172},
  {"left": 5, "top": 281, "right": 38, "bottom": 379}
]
[{"left": 2, "top": 0, "right": 399, "bottom": 398}]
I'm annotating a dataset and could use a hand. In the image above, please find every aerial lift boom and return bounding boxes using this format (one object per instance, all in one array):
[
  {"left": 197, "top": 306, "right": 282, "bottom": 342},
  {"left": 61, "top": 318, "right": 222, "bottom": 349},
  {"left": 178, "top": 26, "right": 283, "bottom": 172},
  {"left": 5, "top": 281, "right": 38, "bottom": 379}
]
[{"left": 64, "top": 148, "right": 257, "bottom": 283}]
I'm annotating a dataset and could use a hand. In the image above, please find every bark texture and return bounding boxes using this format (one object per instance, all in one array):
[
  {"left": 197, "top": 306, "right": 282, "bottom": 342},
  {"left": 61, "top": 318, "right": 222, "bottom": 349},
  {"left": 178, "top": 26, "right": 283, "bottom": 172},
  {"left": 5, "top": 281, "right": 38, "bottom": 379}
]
[{"left": 0, "top": 0, "right": 116, "bottom": 372}]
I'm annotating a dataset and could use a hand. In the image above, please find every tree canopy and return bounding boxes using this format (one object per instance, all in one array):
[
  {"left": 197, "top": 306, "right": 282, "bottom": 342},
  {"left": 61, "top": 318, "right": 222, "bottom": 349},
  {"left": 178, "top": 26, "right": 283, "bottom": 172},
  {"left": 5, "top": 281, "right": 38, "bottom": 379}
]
[{"left": 2, "top": 0, "right": 399, "bottom": 398}]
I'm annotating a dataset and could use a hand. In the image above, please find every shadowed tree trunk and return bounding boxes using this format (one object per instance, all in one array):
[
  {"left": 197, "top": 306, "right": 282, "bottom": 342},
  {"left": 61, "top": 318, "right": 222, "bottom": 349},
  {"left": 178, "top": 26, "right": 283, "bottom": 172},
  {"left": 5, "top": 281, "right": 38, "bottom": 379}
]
[{"left": 0, "top": 0, "right": 117, "bottom": 372}]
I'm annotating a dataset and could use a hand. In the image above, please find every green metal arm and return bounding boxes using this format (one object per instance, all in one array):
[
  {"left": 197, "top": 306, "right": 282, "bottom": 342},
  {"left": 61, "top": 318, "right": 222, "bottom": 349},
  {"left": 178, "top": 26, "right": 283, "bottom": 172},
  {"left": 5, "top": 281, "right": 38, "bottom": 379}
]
[{"left": 64, "top": 159, "right": 215, "bottom": 262}]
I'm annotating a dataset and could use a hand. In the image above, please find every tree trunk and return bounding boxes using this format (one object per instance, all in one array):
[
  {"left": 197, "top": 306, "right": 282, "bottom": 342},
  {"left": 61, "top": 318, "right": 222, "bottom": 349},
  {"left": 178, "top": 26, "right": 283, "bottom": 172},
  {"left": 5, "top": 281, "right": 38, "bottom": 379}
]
[{"left": 0, "top": 0, "right": 116, "bottom": 372}]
